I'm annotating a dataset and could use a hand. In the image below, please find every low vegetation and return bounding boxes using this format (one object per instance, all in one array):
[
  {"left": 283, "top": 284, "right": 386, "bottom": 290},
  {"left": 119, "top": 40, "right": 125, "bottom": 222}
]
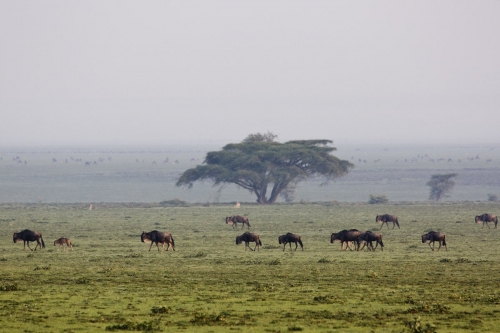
[{"left": 1, "top": 202, "right": 500, "bottom": 332}]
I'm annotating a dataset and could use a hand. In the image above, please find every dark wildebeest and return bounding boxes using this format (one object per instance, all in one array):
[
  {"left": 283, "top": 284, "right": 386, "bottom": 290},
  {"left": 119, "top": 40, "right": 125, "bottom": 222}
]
[
  {"left": 278, "top": 233, "right": 303, "bottom": 251},
  {"left": 141, "top": 230, "right": 175, "bottom": 252},
  {"left": 54, "top": 237, "right": 73, "bottom": 251},
  {"left": 236, "top": 232, "right": 262, "bottom": 251},
  {"left": 225, "top": 215, "right": 251, "bottom": 230},
  {"left": 376, "top": 214, "right": 400, "bottom": 229},
  {"left": 422, "top": 231, "right": 447, "bottom": 251},
  {"left": 330, "top": 229, "right": 363, "bottom": 251},
  {"left": 358, "top": 231, "right": 384, "bottom": 251},
  {"left": 13, "top": 229, "right": 45, "bottom": 251},
  {"left": 475, "top": 213, "right": 498, "bottom": 229}
]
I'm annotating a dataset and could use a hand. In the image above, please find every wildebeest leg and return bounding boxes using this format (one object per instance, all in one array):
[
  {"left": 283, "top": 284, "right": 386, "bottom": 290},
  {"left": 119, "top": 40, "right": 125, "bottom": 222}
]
[
  {"left": 26, "top": 241, "right": 34, "bottom": 251},
  {"left": 148, "top": 241, "right": 154, "bottom": 251},
  {"left": 294, "top": 242, "right": 298, "bottom": 251},
  {"left": 428, "top": 241, "right": 435, "bottom": 251}
]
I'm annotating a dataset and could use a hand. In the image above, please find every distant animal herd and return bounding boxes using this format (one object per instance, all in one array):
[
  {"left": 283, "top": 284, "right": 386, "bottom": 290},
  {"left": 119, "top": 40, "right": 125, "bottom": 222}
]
[{"left": 11, "top": 213, "right": 499, "bottom": 253}]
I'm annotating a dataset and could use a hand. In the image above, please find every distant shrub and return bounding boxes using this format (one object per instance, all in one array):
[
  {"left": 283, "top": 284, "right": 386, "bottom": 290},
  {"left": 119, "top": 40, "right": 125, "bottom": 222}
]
[
  {"left": 159, "top": 199, "right": 189, "bottom": 207},
  {"left": 105, "top": 320, "right": 159, "bottom": 331},
  {"left": 268, "top": 259, "right": 281, "bottom": 265},
  {"left": 488, "top": 194, "right": 498, "bottom": 202},
  {"left": 0, "top": 282, "right": 18, "bottom": 291},
  {"left": 368, "top": 194, "right": 389, "bottom": 204},
  {"left": 288, "top": 325, "right": 304, "bottom": 331},
  {"left": 317, "top": 257, "right": 332, "bottom": 263},
  {"left": 151, "top": 306, "right": 170, "bottom": 314},
  {"left": 406, "top": 316, "right": 437, "bottom": 333}
]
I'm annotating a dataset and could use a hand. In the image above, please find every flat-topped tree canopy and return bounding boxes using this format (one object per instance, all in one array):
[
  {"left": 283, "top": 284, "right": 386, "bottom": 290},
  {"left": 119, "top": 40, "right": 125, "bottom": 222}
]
[{"left": 176, "top": 133, "right": 354, "bottom": 204}]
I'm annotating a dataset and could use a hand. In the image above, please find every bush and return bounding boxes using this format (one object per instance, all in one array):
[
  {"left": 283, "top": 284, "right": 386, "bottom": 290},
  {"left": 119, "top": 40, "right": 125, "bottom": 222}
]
[
  {"left": 488, "top": 194, "right": 498, "bottom": 202},
  {"left": 159, "top": 199, "right": 189, "bottom": 207},
  {"left": 368, "top": 194, "right": 389, "bottom": 204}
]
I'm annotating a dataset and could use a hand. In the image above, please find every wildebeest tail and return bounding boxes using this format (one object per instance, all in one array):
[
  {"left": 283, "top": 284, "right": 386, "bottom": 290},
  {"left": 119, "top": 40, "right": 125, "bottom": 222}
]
[
  {"left": 171, "top": 237, "right": 175, "bottom": 249},
  {"left": 41, "top": 237, "right": 46, "bottom": 249},
  {"left": 258, "top": 239, "right": 262, "bottom": 246},
  {"left": 442, "top": 236, "right": 446, "bottom": 246},
  {"left": 298, "top": 238, "right": 303, "bottom": 248},
  {"left": 395, "top": 219, "right": 400, "bottom": 228},
  {"left": 379, "top": 239, "right": 384, "bottom": 248}
]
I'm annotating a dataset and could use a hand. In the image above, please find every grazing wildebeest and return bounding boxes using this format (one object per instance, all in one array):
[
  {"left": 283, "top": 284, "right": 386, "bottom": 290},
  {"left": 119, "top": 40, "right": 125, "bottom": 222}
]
[
  {"left": 422, "top": 231, "right": 447, "bottom": 251},
  {"left": 141, "top": 230, "right": 175, "bottom": 252},
  {"left": 475, "top": 213, "right": 498, "bottom": 229},
  {"left": 376, "top": 214, "right": 400, "bottom": 229},
  {"left": 330, "top": 229, "right": 363, "bottom": 251},
  {"left": 225, "top": 215, "right": 251, "bottom": 230},
  {"left": 278, "top": 233, "right": 303, "bottom": 251},
  {"left": 54, "top": 237, "right": 73, "bottom": 251},
  {"left": 358, "top": 231, "right": 384, "bottom": 251},
  {"left": 236, "top": 232, "right": 262, "bottom": 251},
  {"left": 13, "top": 229, "right": 45, "bottom": 251}
]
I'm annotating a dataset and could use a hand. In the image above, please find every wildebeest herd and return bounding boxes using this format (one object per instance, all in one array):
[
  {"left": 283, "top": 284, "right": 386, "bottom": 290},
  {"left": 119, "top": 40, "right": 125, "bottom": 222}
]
[{"left": 11, "top": 213, "right": 498, "bottom": 253}]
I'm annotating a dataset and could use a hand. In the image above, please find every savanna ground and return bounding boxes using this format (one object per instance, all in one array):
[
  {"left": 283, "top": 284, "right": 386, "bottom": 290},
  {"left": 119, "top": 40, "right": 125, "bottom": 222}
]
[{"left": 2, "top": 202, "right": 500, "bottom": 332}]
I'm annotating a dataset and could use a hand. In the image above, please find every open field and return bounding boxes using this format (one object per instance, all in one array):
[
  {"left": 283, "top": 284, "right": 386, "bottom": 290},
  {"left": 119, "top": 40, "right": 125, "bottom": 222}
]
[{"left": 2, "top": 202, "right": 500, "bottom": 332}]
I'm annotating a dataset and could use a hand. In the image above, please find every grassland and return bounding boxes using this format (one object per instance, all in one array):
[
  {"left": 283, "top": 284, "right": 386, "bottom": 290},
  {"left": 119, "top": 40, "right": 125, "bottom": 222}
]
[{"left": 1, "top": 202, "right": 500, "bottom": 332}]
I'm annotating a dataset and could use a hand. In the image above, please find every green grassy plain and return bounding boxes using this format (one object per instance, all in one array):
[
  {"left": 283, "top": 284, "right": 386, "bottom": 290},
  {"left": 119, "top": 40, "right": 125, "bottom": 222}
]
[{"left": 1, "top": 202, "right": 500, "bottom": 332}]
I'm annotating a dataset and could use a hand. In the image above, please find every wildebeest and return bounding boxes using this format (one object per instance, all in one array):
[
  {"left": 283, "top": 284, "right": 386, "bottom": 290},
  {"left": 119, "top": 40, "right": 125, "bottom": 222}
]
[
  {"left": 236, "top": 232, "right": 262, "bottom": 251},
  {"left": 475, "top": 213, "right": 498, "bottom": 229},
  {"left": 278, "top": 233, "right": 303, "bottom": 251},
  {"left": 421, "top": 231, "right": 447, "bottom": 251},
  {"left": 225, "top": 215, "right": 251, "bottom": 230},
  {"left": 330, "top": 229, "right": 363, "bottom": 251},
  {"left": 376, "top": 214, "right": 400, "bottom": 229},
  {"left": 13, "top": 229, "right": 45, "bottom": 251},
  {"left": 141, "top": 230, "right": 175, "bottom": 252},
  {"left": 358, "top": 231, "right": 384, "bottom": 251},
  {"left": 54, "top": 237, "right": 73, "bottom": 251}
]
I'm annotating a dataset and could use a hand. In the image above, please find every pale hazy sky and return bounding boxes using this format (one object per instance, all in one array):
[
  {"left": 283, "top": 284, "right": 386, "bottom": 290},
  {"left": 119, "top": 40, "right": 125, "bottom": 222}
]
[{"left": 1, "top": 1, "right": 499, "bottom": 147}]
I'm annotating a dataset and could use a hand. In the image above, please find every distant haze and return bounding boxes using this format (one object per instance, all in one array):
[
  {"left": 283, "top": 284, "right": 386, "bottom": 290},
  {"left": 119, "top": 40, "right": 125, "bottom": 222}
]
[{"left": 1, "top": 1, "right": 499, "bottom": 147}]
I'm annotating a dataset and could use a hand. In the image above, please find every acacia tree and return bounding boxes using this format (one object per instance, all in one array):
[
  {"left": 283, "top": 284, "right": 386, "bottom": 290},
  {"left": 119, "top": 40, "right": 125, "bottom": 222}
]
[
  {"left": 426, "top": 173, "right": 458, "bottom": 201},
  {"left": 176, "top": 133, "right": 354, "bottom": 204}
]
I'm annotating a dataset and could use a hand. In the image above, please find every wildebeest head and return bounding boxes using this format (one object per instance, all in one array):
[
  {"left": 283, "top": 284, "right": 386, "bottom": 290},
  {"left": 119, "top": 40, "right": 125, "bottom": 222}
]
[
  {"left": 13, "top": 232, "right": 19, "bottom": 243},
  {"left": 141, "top": 231, "right": 151, "bottom": 243},
  {"left": 330, "top": 233, "right": 338, "bottom": 243},
  {"left": 421, "top": 232, "right": 431, "bottom": 243},
  {"left": 236, "top": 235, "right": 242, "bottom": 245},
  {"left": 278, "top": 235, "right": 285, "bottom": 244}
]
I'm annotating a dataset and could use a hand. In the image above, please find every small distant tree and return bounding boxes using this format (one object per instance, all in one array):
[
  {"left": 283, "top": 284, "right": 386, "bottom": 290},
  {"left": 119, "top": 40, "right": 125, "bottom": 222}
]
[
  {"left": 488, "top": 194, "right": 498, "bottom": 202},
  {"left": 368, "top": 194, "right": 389, "bottom": 204},
  {"left": 426, "top": 173, "right": 457, "bottom": 201}
]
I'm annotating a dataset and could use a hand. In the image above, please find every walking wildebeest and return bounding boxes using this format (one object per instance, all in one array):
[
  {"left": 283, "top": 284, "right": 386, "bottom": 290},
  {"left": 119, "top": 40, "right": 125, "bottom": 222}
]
[
  {"left": 278, "top": 233, "right": 303, "bottom": 251},
  {"left": 330, "top": 229, "right": 363, "bottom": 251},
  {"left": 225, "top": 215, "right": 251, "bottom": 230},
  {"left": 54, "top": 237, "right": 73, "bottom": 251},
  {"left": 13, "top": 229, "right": 45, "bottom": 251},
  {"left": 141, "top": 230, "right": 175, "bottom": 252},
  {"left": 358, "top": 231, "right": 384, "bottom": 251},
  {"left": 422, "top": 231, "right": 447, "bottom": 251},
  {"left": 475, "top": 213, "right": 498, "bottom": 229},
  {"left": 376, "top": 214, "right": 400, "bottom": 229},
  {"left": 236, "top": 232, "right": 262, "bottom": 251}
]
